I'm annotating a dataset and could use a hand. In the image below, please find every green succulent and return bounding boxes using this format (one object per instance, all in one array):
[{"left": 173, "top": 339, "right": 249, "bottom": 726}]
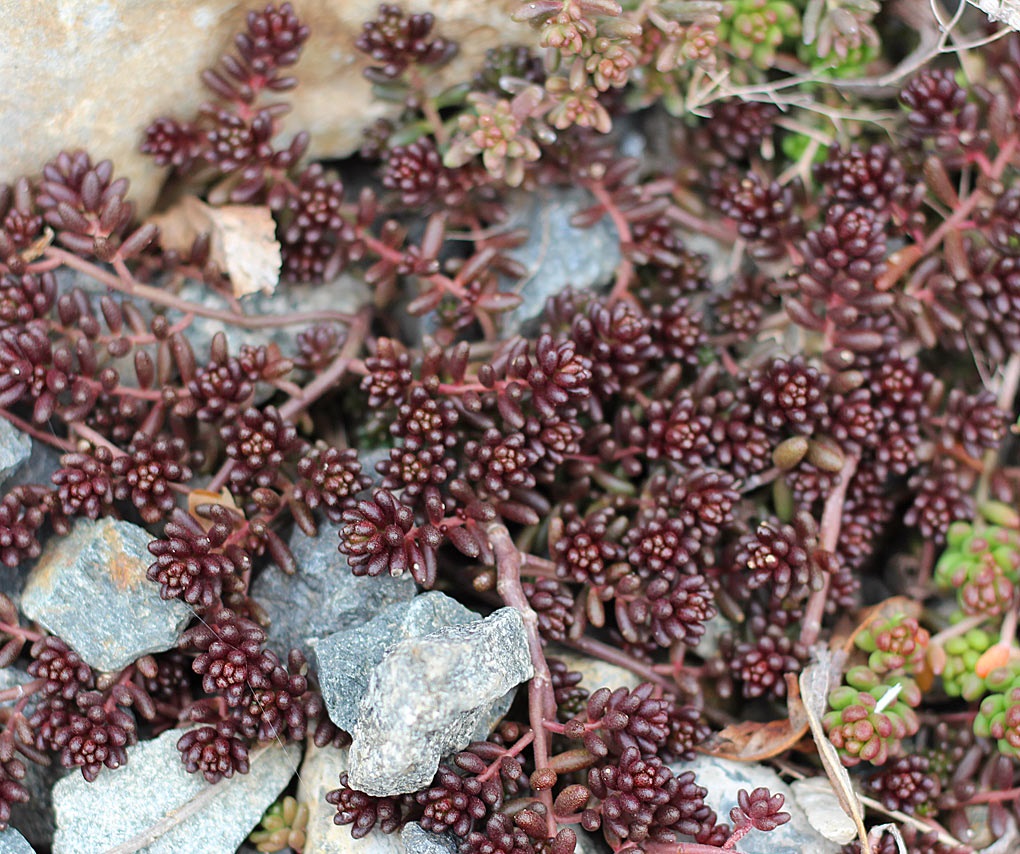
[
  {"left": 823, "top": 669, "right": 921, "bottom": 766},
  {"left": 941, "top": 628, "right": 994, "bottom": 701},
  {"left": 974, "top": 666, "right": 1020, "bottom": 757},
  {"left": 795, "top": 0, "right": 880, "bottom": 77},
  {"left": 798, "top": 38, "right": 878, "bottom": 78},
  {"left": 718, "top": 0, "right": 801, "bottom": 68},
  {"left": 935, "top": 522, "right": 1020, "bottom": 617},
  {"left": 249, "top": 796, "right": 309, "bottom": 853},
  {"left": 855, "top": 613, "right": 929, "bottom": 678}
]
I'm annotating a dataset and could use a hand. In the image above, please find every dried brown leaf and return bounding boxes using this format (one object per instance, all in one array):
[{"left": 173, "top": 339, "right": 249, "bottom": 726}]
[
  {"left": 700, "top": 673, "right": 809, "bottom": 761},
  {"left": 149, "top": 197, "right": 280, "bottom": 298}
]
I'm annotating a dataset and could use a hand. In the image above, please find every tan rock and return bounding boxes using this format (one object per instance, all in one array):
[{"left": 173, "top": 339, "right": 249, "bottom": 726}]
[
  {"left": 298, "top": 743, "right": 407, "bottom": 854},
  {"left": 548, "top": 647, "right": 644, "bottom": 693},
  {"left": 0, "top": 0, "right": 536, "bottom": 213}
]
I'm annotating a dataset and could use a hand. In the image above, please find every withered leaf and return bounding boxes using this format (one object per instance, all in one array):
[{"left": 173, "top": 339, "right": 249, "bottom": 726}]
[
  {"left": 700, "top": 673, "right": 809, "bottom": 761},
  {"left": 148, "top": 196, "right": 281, "bottom": 298}
]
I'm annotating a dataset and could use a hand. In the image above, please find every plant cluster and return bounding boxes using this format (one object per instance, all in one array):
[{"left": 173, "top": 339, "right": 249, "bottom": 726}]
[{"left": 0, "top": 2, "right": 1018, "bottom": 853}]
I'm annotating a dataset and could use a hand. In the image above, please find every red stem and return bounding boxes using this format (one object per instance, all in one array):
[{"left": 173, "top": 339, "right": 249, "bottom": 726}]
[
  {"left": 37, "top": 248, "right": 357, "bottom": 329},
  {"left": 800, "top": 454, "right": 859, "bottom": 647},
  {"left": 563, "top": 634, "right": 676, "bottom": 694},
  {"left": 0, "top": 408, "right": 76, "bottom": 453},
  {"left": 587, "top": 182, "right": 636, "bottom": 305},
  {"left": 958, "top": 786, "right": 1020, "bottom": 805},
  {"left": 487, "top": 522, "right": 558, "bottom": 838}
]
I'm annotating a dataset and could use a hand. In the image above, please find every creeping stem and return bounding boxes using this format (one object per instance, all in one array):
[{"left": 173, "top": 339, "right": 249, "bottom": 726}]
[{"left": 487, "top": 521, "right": 558, "bottom": 837}]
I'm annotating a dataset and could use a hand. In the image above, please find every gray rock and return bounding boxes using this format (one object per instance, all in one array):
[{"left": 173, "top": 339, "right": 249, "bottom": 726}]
[
  {"left": 20, "top": 518, "right": 192, "bottom": 672},
  {"left": 0, "top": 421, "right": 31, "bottom": 489},
  {"left": 310, "top": 592, "right": 480, "bottom": 733},
  {"left": 252, "top": 521, "right": 415, "bottom": 661},
  {"left": 3, "top": 440, "right": 60, "bottom": 490},
  {"left": 347, "top": 607, "right": 532, "bottom": 795},
  {"left": 401, "top": 824, "right": 459, "bottom": 854},
  {"left": 297, "top": 743, "right": 406, "bottom": 854},
  {"left": 672, "top": 756, "right": 841, "bottom": 854},
  {"left": 0, "top": 828, "right": 33, "bottom": 854},
  {"left": 173, "top": 275, "right": 369, "bottom": 380},
  {"left": 503, "top": 188, "right": 621, "bottom": 330},
  {"left": 52, "top": 728, "right": 300, "bottom": 854}
]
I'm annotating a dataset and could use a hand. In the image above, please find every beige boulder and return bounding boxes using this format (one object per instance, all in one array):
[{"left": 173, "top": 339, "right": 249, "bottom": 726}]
[{"left": 0, "top": 0, "right": 535, "bottom": 213}]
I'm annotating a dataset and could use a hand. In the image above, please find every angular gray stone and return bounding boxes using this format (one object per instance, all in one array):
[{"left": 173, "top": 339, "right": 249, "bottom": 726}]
[
  {"left": 52, "top": 728, "right": 300, "bottom": 854},
  {"left": 20, "top": 518, "right": 192, "bottom": 672},
  {"left": 297, "top": 743, "right": 406, "bottom": 854},
  {"left": 401, "top": 824, "right": 459, "bottom": 854},
  {"left": 672, "top": 756, "right": 841, "bottom": 854},
  {"left": 347, "top": 607, "right": 532, "bottom": 795},
  {"left": 3, "top": 439, "right": 61, "bottom": 491},
  {"left": 503, "top": 188, "right": 621, "bottom": 329},
  {"left": 0, "top": 828, "right": 33, "bottom": 854},
  {"left": 172, "top": 275, "right": 368, "bottom": 383},
  {"left": 0, "top": 421, "right": 31, "bottom": 489},
  {"left": 310, "top": 592, "right": 480, "bottom": 733},
  {"left": 252, "top": 521, "right": 415, "bottom": 661}
]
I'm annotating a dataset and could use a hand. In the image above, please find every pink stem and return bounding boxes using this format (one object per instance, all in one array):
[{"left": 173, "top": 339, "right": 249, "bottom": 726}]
[
  {"left": 39, "top": 247, "right": 357, "bottom": 329},
  {"left": 487, "top": 522, "right": 558, "bottom": 838},
  {"left": 800, "top": 454, "right": 859, "bottom": 647}
]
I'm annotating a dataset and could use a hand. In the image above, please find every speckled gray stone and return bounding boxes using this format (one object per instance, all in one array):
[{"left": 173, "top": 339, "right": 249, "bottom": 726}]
[
  {"left": 310, "top": 592, "right": 479, "bottom": 733},
  {"left": 52, "top": 728, "right": 300, "bottom": 854},
  {"left": 401, "top": 824, "right": 459, "bottom": 854},
  {"left": 173, "top": 275, "right": 369, "bottom": 382},
  {"left": 0, "top": 828, "right": 33, "bottom": 854},
  {"left": 671, "top": 756, "right": 841, "bottom": 854},
  {"left": 3, "top": 439, "right": 60, "bottom": 491},
  {"left": 347, "top": 607, "right": 532, "bottom": 795},
  {"left": 20, "top": 518, "right": 192, "bottom": 672},
  {"left": 0, "top": 421, "right": 31, "bottom": 490},
  {"left": 503, "top": 188, "right": 621, "bottom": 329},
  {"left": 252, "top": 521, "right": 415, "bottom": 661}
]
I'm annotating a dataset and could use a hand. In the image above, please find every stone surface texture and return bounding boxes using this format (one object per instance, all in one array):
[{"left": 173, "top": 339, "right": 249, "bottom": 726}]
[
  {"left": 0, "top": 0, "right": 536, "bottom": 214},
  {"left": 172, "top": 275, "right": 369, "bottom": 379},
  {"left": 347, "top": 607, "right": 532, "bottom": 795},
  {"left": 674, "top": 756, "right": 841, "bottom": 854},
  {"left": 0, "top": 828, "right": 33, "bottom": 854},
  {"left": 503, "top": 188, "right": 622, "bottom": 329},
  {"left": 20, "top": 518, "right": 192, "bottom": 672},
  {"left": 0, "top": 421, "right": 31, "bottom": 489},
  {"left": 52, "top": 728, "right": 299, "bottom": 854},
  {"left": 298, "top": 743, "right": 407, "bottom": 854},
  {"left": 310, "top": 591, "right": 479, "bottom": 733},
  {"left": 401, "top": 823, "right": 460, "bottom": 854},
  {"left": 252, "top": 520, "right": 415, "bottom": 661}
]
